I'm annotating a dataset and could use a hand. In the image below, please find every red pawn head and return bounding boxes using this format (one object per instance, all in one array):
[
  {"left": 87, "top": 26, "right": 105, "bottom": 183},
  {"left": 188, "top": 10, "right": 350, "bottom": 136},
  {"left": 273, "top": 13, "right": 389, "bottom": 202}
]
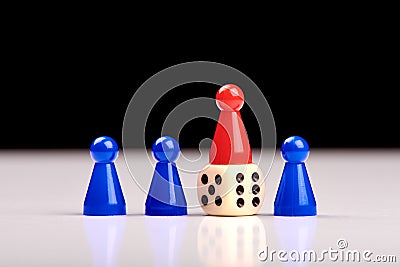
[
  {"left": 216, "top": 84, "right": 245, "bottom": 111},
  {"left": 210, "top": 84, "right": 252, "bottom": 165}
]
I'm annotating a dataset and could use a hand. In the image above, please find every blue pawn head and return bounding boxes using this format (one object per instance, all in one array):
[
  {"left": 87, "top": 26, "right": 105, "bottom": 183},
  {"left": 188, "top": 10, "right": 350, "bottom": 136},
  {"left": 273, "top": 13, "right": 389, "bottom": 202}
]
[
  {"left": 281, "top": 136, "right": 310, "bottom": 163},
  {"left": 90, "top": 136, "right": 119, "bottom": 163},
  {"left": 152, "top": 136, "right": 180, "bottom": 163}
]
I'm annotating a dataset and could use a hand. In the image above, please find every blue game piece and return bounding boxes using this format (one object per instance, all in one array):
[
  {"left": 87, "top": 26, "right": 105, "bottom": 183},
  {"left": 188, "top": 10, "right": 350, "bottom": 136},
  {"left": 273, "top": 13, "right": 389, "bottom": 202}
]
[
  {"left": 83, "top": 136, "right": 126, "bottom": 216},
  {"left": 274, "top": 136, "right": 317, "bottom": 216},
  {"left": 145, "top": 136, "right": 187, "bottom": 216}
]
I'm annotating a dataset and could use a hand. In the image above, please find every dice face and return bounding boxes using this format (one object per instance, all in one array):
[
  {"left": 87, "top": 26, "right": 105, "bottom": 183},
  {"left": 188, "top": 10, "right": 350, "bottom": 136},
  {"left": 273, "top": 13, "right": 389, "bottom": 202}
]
[{"left": 197, "top": 164, "right": 265, "bottom": 216}]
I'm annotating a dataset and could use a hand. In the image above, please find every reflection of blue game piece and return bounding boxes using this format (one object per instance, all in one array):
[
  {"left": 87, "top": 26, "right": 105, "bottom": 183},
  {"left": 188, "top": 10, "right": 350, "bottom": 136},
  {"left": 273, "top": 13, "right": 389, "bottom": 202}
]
[
  {"left": 84, "top": 136, "right": 126, "bottom": 216},
  {"left": 145, "top": 216, "right": 187, "bottom": 267},
  {"left": 274, "top": 136, "right": 317, "bottom": 216},
  {"left": 145, "top": 136, "right": 187, "bottom": 216}
]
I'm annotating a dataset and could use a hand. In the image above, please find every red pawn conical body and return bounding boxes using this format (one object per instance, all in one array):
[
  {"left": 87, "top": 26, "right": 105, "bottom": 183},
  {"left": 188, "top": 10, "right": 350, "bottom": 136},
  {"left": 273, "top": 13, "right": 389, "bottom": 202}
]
[{"left": 209, "top": 84, "right": 252, "bottom": 165}]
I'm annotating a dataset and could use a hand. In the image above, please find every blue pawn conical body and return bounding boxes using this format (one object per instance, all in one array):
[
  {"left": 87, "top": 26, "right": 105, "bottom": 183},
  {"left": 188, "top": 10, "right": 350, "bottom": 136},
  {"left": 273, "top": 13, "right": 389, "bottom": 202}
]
[
  {"left": 145, "top": 136, "right": 187, "bottom": 216},
  {"left": 274, "top": 136, "right": 316, "bottom": 216},
  {"left": 84, "top": 136, "right": 126, "bottom": 216}
]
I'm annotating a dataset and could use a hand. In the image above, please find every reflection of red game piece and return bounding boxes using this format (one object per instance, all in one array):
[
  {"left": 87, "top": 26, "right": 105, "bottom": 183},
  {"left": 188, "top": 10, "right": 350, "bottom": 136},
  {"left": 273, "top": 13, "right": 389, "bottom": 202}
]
[
  {"left": 197, "top": 84, "right": 265, "bottom": 216},
  {"left": 210, "top": 84, "right": 252, "bottom": 165}
]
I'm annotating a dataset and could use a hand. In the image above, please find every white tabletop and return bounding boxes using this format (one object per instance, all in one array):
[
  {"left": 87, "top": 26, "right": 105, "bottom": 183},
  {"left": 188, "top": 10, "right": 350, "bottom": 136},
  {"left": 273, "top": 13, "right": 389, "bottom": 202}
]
[{"left": 0, "top": 149, "right": 399, "bottom": 267}]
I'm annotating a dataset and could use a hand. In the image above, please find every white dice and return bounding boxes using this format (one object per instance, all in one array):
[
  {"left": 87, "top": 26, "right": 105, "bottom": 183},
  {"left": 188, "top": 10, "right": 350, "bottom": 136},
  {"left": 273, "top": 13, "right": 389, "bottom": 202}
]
[{"left": 197, "top": 163, "right": 265, "bottom": 216}]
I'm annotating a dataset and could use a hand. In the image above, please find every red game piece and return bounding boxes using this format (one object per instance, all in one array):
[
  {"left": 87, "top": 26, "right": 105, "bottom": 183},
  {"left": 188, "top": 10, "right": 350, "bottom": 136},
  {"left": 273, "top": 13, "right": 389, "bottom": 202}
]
[
  {"left": 197, "top": 84, "right": 265, "bottom": 216},
  {"left": 209, "top": 84, "right": 252, "bottom": 165}
]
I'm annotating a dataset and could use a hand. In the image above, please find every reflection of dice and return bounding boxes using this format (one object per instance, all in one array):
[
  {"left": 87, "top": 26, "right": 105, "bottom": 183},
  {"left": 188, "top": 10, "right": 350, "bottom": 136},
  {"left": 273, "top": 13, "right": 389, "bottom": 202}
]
[
  {"left": 197, "top": 164, "right": 265, "bottom": 216},
  {"left": 197, "top": 216, "right": 266, "bottom": 267}
]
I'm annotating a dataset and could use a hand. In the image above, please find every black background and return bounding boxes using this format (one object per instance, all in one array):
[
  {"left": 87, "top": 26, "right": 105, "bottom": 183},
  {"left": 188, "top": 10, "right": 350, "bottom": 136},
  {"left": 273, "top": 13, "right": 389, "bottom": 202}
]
[{"left": 2, "top": 15, "right": 398, "bottom": 149}]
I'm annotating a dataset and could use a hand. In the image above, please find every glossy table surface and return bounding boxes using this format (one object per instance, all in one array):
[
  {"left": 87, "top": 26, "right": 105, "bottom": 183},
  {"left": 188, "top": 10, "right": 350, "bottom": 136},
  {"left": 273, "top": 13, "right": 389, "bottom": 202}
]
[{"left": 0, "top": 149, "right": 399, "bottom": 267}]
